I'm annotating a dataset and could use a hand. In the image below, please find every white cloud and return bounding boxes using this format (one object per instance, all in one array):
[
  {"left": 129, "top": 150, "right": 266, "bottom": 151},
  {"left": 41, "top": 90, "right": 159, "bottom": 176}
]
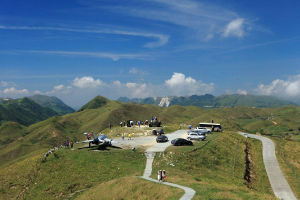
[
  {"left": 125, "top": 82, "right": 149, "bottom": 98},
  {"left": 100, "top": 0, "right": 253, "bottom": 41},
  {"left": 129, "top": 68, "right": 138, "bottom": 74},
  {"left": 54, "top": 84, "right": 64, "bottom": 90},
  {"left": 165, "top": 72, "right": 214, "bottom": 96},
  {"left": 113, "top": 80, "right": 121, "bottom": 87},
  {"left": 5, "top": 74, "right": 214, "bottom": 108},
  {"left": 72, "top": 76, "right": 103, "bottom": 88},
  {"left": 129, "top": 67, "right": 148, "bottom": 75},
  {"left": 21, "top": 50, "right": 148, "bottom": 61},
  {"left": 256, "top": 74, "right": 300, "bottom": 98},
  {"left": 1, "top": 87, "right": 29, "bottom": 95},
  {"left": 237, "top": 89, "right": 248, "bottom": 95},
  {"left": 0, "top": 25, "right": 169, "bottom": 48},
  {"left": 223, "top": 18, "right": 245, "bottom": 38}
]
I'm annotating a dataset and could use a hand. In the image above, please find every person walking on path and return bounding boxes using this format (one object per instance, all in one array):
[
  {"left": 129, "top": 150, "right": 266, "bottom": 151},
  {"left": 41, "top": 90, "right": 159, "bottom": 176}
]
[
  {"left": 128, "top": 133, "right": 132, "bottom": 140},
  {"left": 158, "top": 170, "right": 162, "bottom": 182},
  {"left": 162, "top": 170, "right": 166, "bottom": 182}
]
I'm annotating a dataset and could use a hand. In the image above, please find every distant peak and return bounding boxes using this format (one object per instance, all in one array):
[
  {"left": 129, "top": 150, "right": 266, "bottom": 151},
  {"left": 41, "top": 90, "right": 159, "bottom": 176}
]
[{"left": 79, "top": 96, "right": 110, "bottom": 111}]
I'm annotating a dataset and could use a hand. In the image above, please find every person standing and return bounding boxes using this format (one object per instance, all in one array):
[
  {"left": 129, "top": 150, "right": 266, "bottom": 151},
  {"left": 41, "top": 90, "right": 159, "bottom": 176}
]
[
  {"left": 158, "top": 170, "right": 162, "bottom": 182},
  {"left": 70, "top": 141, "right": 74, "bottom": 148},
  {"left": 162, "top": 170, "right": 166, "bottom": 181}
]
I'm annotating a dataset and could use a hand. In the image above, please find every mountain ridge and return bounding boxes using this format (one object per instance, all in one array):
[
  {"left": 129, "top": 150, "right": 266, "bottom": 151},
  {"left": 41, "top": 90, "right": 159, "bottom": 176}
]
[
  {"left": 28, "top": 95, "right": 75, "bottom": 115},
  {"left": 117, "top": 94, "right": 297, "bottom": 108}
]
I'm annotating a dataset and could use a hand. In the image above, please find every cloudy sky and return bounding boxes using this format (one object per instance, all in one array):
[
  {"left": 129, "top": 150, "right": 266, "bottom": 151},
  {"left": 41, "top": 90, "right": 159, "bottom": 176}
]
[{"left": 0, "top": 0, "right": 300, "bottom": 108}]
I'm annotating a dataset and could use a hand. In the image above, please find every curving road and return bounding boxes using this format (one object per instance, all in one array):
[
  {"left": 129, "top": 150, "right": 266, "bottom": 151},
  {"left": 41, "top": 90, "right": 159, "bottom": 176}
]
[
  {"left": 141, "top": 130, "right": 196, "bottom": 200},
  {"left": 238, "top": 132, "right": 297, "bottom": 200}
]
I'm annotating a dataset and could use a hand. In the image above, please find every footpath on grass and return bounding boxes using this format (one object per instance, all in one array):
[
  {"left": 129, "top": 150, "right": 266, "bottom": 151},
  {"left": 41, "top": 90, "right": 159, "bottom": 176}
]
[
  {"left": 238, "top": 132, "right": 297, "bottom": 200},
  {"left": 141, "top": 130, "right": 196, "bottom": 200}
]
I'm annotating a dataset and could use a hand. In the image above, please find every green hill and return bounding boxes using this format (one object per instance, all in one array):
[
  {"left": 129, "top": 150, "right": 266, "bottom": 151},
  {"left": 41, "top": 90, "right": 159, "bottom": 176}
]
[
  {"left": 1, "top": 96, "right": 299, "bottom": 167},
  {"left": 0, "top": 95, "right": 299, "bottom": 199},
  {"left": 0, "top": 97, "right": 58, "bottom": 126},
  {"left": 28, "top": 95, "right": 75, "bottom": 115},
  {"left": 78, "top": 96, "right": 110, "bottom": 111}
]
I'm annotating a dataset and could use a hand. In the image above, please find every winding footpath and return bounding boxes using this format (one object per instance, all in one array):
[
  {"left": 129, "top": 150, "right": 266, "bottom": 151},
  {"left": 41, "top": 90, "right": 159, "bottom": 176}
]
[
  {"left": 238, "top": 132, "right": 297, "bottom": 200},
  {"left": 141, "top": 130, "right": 196, "bottom": 200}
]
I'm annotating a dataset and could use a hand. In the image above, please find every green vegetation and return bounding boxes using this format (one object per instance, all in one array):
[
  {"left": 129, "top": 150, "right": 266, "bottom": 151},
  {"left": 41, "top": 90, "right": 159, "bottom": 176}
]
[
  {"left": 76, "top": 176, "right": 183, "bottom": 200},
  {"left": 0, "top": 95, "right": 299, "bottom": 199},
  {"left": 78, "top": 96, "right": 110, "bottom": 111},
  {"left": 151, "top": 131, "right": 276, "bottom": 199},
  {"left": 0, "top": 97, "right": 57, "bottom": 126},
  {"left": 28, "top": 95, "right": 75, "bottom": 115},
  {"left": 273, "top": 138, "right": 300, "bottom": 199},
  {"left": 0, "top": 147, "right": 146, "bottom": 200}
]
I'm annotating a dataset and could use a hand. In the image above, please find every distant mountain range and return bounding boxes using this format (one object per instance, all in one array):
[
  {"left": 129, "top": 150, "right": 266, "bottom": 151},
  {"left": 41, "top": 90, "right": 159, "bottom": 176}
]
[
  {"left": 28, "top": 95, "right": 75, "bottom": 115},
  {"left": 0, "top": 95, "right": 74, "bottom": 126},
  {"left": 118, "top": 94, "right": 297, "bottom": 108}
]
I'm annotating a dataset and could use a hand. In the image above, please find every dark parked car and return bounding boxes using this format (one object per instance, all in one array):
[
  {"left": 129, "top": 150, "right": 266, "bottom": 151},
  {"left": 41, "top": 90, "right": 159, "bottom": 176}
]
[
  {"left": 156, "top": 135, "right": 168, "bottom": 143},
  {"left": 171, "top": 138, "right": 193, "bottom": 146},
  {"left": 152, "top": 128, "right": 164, "bottom": 135}
]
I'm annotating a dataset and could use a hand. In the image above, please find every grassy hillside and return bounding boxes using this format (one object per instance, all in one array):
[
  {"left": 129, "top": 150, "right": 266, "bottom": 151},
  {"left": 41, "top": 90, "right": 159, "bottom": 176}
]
[
  {"left": 1, "top": 96, "right": 299, "bottom": 167},
  {"left": 0, "top": 96, "right": 299, "bottom": 199},
  {"left": 0, "top": 97, "right": 58, "bottom": 126},
  {"left": 76, "top": 177, "right": 183, "bottom": 200},
  {"left": 0, "top": 147, "right": 146, "bottom": 200},
  {"left": 151, "top": 131, "right": 276, "bottom": 199},
  {"left": 28, "top": 95, "right": 75, "bottom": 115}
]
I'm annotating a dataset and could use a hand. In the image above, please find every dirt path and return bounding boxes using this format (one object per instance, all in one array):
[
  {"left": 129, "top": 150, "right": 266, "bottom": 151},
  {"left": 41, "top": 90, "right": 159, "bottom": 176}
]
[
  {"left": 141, "top": 130, "right": 196, "bottom": 200},
  {"left": 238, "top": 132, "right": 297, "bottom": 200}
]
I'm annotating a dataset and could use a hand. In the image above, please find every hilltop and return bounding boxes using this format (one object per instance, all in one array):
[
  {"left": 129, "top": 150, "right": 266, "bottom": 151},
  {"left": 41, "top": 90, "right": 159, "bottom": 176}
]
[
  {"left": 118, "top": 94, "right": 297, "bottom": 108},
  {"left": 28, "top": 95, "right": 75, "bottom": 115}
]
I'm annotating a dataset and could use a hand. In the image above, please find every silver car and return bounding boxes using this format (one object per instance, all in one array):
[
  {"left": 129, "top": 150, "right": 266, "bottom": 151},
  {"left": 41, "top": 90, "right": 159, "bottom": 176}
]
[{"left": 187, "top": 131, "right": 206, "bottom": 141}]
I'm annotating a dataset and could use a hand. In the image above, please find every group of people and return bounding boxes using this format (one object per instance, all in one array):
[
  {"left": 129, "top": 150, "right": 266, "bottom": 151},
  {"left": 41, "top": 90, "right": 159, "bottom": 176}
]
[
  {"left": 121, "top": 133, "right": 134, "bottom": 140},
  {"left": 157, "top": 170, "right": 166, "bottom": 182},
  {"left": 43, "top": 140, "right": 74, "bottom": 158},
  {"left": 119, "top": 120, "right": 149, "bottom": 127},
  {"left": 63, "top": 140, "right": 74, "bottom": 148}
]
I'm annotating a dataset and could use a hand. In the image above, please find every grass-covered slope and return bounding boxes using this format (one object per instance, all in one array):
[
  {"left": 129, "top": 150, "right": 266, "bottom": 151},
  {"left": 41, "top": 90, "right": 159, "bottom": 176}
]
[
  {"left": 151, "top": 131, "right": 276, "bottom": 199},
  {"left": 0, "top": 148, "right": 146, "bottom": 200},
  {"left": 1, "top": 95, "right": 299, "bottom": 167},
  {"left": 0, "top": 96, "right": 299, "bottom": 199},
  {"left": 0, "top": 97, "right": 58, "bottom": 126},
  {"left": 75, "top": 177, "right": 183, "bottom": 200},
  {"left": 28, "top": 95, "right": 75, "bottom": 115}
]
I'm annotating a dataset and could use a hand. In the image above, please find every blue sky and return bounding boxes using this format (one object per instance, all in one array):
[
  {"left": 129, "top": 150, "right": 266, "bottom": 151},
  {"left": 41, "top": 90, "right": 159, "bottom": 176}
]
[{"left": 0, "top": 0, "right": 300, "bottom": 108}]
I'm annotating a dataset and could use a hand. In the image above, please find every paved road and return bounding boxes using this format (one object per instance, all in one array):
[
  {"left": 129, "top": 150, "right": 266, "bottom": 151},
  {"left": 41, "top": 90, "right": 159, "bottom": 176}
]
[
  {"left": 238, "top": 132, "right": 297, "bottom": 200},
  {"left": 141, "top": 130, "right": 196, "bottom": 200}
]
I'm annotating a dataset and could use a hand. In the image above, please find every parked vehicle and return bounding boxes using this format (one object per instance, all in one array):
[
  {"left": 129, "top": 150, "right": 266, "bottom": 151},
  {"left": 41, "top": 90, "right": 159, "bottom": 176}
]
[
  {"left": 199, "top": 122, "right": 222, "bottom": 132},
  {"left": 152, "top": 128, "right": 164, "bottom": 135},
  {"left": 187, "top": 131, "right": 206, "bottom": 141},
  {"left": 156, "top": 135, "right": 168, "bottom": 143},
  {"left": 171, "top": 138, "right": 193, "bottom": 146},
  {"left": 194, "top": 127, "right": 211, "bottom": 133}
]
